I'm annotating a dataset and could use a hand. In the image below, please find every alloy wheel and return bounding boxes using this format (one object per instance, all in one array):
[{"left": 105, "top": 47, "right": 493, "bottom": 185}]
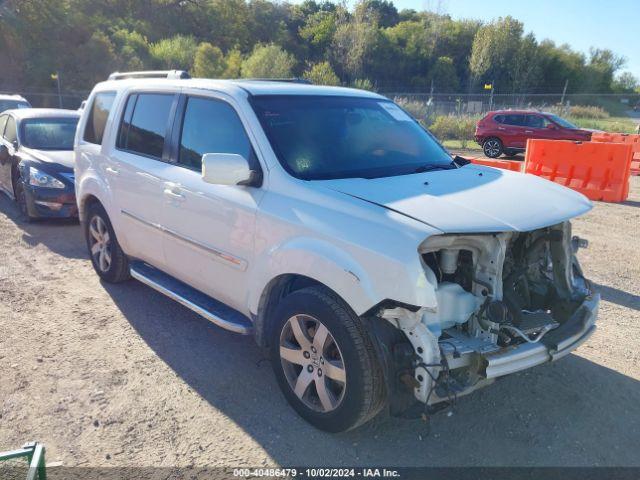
[
  {"left": 484, "top": 139, "right": 502, "bottom": 157},
  {"left": 89, "top": 215, "right": 112, "bottom": 273},
  {"left": 279, "top": 314, "right": 347, "bottom": 413}
]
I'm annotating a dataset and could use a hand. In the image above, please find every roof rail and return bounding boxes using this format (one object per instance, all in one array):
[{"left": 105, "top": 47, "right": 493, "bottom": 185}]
[
  {"left": 239, "top": 78, "right": 312, "bottom": 85},
  {"left": 108, "top": 70, "right": 191, "bottom": 81}
]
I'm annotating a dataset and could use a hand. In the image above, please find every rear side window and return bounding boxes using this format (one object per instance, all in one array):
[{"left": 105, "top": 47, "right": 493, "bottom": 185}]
[
  {"left": 0, "top": 115, "right": 7, "bottom": 136},
  {"left": 178, "top": 97, "right": 252, "bottom": 171},
  {"left": 503, "top": 114, "right": 525, "bottom": 126},
  {"left": 493, "top": 114, "right": 505, "bottom": 124},
  {"left": 4, "top": 117, "right": 17, "bottom": 143},
  {"left": 117, "top": 93, "right": 174, "bottom": 159},
  {"left": 84, "top": 92, "right": 116, "bottom": 144}
]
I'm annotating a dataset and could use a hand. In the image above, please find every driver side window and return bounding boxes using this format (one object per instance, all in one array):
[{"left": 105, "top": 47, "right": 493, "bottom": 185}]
[{"left": 178, "top": 96, "right": 253, "bottom": 172}]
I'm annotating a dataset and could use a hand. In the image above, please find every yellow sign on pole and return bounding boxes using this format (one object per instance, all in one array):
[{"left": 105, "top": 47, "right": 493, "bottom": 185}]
[
  {"left": 484, "top": 83, "right": 492, "bottom": 90},
  {"left": 51, "top": 73, "right": 58, "bottom": 81}
]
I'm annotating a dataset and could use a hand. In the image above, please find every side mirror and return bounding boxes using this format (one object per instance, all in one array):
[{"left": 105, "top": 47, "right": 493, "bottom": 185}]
[
  {"left": 0, "top": 145, "right": 9, "bottom": 166},
  {"left": 201, "top": 153, "right": 257, "bottom": 186}
]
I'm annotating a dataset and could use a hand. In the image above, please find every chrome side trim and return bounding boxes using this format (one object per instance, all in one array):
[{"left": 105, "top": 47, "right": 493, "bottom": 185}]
[
  {"left": 130, "top": 266, "right": 252, "bottom": 335},
  {"left": 121, "top": 209, "right": 247, "bottom": 271}
]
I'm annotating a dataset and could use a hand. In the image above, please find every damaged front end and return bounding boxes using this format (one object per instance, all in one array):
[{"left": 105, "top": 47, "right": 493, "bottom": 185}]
[{"left": 378, "top": 221, "right": 599, "bottom": 411}]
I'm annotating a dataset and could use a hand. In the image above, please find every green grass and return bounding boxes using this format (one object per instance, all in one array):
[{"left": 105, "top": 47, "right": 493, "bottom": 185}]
[
  {"left": 442, "top": 139, "right": 482, "bottom": 152},
  {"left": 569, "top": 116, "right": 638, "bottom": 133}
]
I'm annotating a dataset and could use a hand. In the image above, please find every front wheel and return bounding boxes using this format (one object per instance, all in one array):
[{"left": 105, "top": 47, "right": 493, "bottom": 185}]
[
  {"left": 270, "top": 286, "right": 386, "bottom": 432},
  {"left": 85, "top": 203, "right": 130, "bottom": 283},
  {"left": 13, "top": 179, "right": 33, "bottom": 223},
  {"left": 483, "top": 137, "right": 504, "bottom": 158}
]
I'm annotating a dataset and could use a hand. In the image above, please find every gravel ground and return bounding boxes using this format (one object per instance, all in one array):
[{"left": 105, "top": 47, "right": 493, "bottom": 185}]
[{"left": 0, "top": 178, "right": 639, "bottom": 468}]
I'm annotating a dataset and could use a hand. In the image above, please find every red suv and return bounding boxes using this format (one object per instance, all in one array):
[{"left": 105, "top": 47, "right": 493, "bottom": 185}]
[{"left": 475, "top": 110, "right": 593, "bottom": 158}]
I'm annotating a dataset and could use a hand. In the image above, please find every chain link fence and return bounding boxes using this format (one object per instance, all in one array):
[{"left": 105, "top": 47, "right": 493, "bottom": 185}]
[{"left": 386, "top": 92, "right": 640, "bottom": 119}]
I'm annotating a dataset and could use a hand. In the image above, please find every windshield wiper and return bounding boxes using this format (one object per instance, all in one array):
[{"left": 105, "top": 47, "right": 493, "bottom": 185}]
[{"left": 412, "top": 162, "right": 457, "bottom": 174}]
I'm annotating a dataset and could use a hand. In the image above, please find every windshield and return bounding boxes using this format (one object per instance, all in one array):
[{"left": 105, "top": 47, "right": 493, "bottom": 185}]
[
  {"left": 547, "top": 114, "right": 578, "bottom": 129},
  {"left": 251, "top": 95, "right": 454, "bottom": 180},
  {"left": 0, "top": 100, "right": 30, "bottom": 112},
  {"left": 21, "top": 117, "right": 79, "bottom": 150}
]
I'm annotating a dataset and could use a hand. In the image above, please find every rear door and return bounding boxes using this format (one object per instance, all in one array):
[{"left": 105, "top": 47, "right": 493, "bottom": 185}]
[
  {"left": 107, "top": 90, "right": 179, "bottom": 269},
  {"left": 501, "top": 114, "right": 527, "bottom": 148},
  {"left": 160, "top": 92, "right": 264, "bottom": 313}
]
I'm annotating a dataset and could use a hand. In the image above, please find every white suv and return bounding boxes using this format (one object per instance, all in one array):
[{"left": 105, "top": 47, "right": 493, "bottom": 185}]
[{"left": 75, "top": 71, "right": 599, "bottom": 432}]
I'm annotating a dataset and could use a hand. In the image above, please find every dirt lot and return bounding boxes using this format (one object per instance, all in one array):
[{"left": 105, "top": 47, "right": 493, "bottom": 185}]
[{"left": 1, "top": 178, "right": 639, "bottom": 468}]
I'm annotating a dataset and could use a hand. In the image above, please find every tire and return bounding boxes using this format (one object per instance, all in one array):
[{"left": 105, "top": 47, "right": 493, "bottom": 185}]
[
  {"left": 12, "top": 174, "right": 33, "bottom": 223},
  {"left": 483, "top": 137, "right": 503, "bottom": 158},
  {"left": 270, "top": 286, "right": 386, "bottom": 432},
  {"left": 84, "top": 202, "right": 130, "bottom": 283}
]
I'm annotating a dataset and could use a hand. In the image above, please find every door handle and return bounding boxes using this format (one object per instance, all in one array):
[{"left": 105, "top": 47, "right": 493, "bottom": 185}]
[
  {"left": 163, "top": 187, "right": 185, "bottom": 201},
  {"left": 498, "top": 127, "right": 506, "bottom": 130},
  {"left": 525, "top": 130, "right": 534, "bottom": 133},
  {"left": 105, "top": 166, "right": 119, "bottom": 176}
]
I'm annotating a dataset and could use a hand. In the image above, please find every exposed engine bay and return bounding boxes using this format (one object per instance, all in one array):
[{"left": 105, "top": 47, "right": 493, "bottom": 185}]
[{"left": 375, "top": 221, "right": 597, "bottom": 414}]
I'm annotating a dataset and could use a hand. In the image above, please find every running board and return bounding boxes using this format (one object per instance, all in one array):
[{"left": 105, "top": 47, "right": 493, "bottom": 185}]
[{"left": 129, "top": 261, "right": 253, "bottom": 335}]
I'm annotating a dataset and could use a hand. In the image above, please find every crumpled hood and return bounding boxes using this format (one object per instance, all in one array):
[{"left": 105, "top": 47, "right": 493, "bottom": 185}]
[
  {"left": 317, "top": 165, "right": 593, "bottom": 233},
  {"left": 21, "top": 148, "right": 75, "bottom": 169}
]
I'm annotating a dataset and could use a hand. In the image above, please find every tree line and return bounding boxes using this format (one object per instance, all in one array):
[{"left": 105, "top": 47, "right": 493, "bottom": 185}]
[{"left": 0, "top": 0, "right": 637, "bottom": 95}]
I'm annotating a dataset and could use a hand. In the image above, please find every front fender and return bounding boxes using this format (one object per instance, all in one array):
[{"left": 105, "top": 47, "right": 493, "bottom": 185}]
[{"left": 248, "top": 236, "right": 438, "bottom": 317}]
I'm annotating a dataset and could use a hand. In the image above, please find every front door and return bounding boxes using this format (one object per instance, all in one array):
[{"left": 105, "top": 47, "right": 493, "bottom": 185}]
[
  {"left": 0, "top": 114, "right": 12, "bottom": 196},
  {"left": 160, "top": 93, "right": 264, "bottom": 314}
]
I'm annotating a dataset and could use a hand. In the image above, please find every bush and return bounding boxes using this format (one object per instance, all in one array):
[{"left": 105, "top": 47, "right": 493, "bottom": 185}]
[
  {"left": 394, "top": 97, "right": 429, "bottom": 121},
  {"left": 303, "top": 61, "right": 341, "bottom": 86},
  {"left": 241, "top": 44, "right": 296, "bottom": 79},
  {"left": 429, "top": 115, "right": 478, "bottom": 148},
  {"left": 568, "top": 105, "right": 609, "bottom": 119}
]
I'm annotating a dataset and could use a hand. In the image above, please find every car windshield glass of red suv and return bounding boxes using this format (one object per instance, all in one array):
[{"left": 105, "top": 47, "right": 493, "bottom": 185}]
[
  {"left": 251, "top": 95, "right": 454, "bottom": 180},
  {"left": 547, "top": 114, "right": 578, "bottom": 129},
  {"left": 21, "top": 118, "right": 79, "bottom": 150}
]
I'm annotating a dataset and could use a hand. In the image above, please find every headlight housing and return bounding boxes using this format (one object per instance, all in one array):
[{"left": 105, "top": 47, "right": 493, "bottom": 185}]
[{"left": 29, "top": 167, "right": 65, "bottom": 189}]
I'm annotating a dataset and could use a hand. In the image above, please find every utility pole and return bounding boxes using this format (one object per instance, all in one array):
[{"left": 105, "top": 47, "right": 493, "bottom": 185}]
[
  {"left": 488, "top": 80, "right": 495, "bottom": 112},
  {"left": 52, "top": 71, "right": 62, "bottom": 108},
  {"left": 560, "top": 79, "right": 569, "bottom": 107}
]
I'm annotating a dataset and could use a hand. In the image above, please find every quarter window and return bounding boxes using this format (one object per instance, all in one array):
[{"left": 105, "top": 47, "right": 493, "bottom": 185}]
[
  {"left": 178, "top": 97, "right": 252, "bottom": 171},
  {"left": 84, "top": 92, "right": 116, "bottom": 144},
  {"left": 0, "top": 115, "right": 7, "bottom": 137},
  {"left": 117, "top": 93, "right": 174, "bottom": 159}
]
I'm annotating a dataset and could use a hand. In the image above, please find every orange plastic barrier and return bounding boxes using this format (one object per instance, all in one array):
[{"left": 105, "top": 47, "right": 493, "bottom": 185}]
[
  {"left": 592, "top": 133, "right": 640, "bottom": 161},
  {"left": 525, "top": 139, "right": 633, "bottom": 202},
  {"left": 468, "top": 157, "right": 524, "bottom": 172}
]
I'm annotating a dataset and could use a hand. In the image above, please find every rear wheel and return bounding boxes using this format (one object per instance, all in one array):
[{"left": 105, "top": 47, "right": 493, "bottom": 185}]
[
  {"left": 483, "top": 137, "right": 504, "bottom": 158},
  {"left": 270, "top": 286, "right": 386, "bottom": 432},
  {"left": 85, "top": 203, "right": 130, "bottom": 283}
]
